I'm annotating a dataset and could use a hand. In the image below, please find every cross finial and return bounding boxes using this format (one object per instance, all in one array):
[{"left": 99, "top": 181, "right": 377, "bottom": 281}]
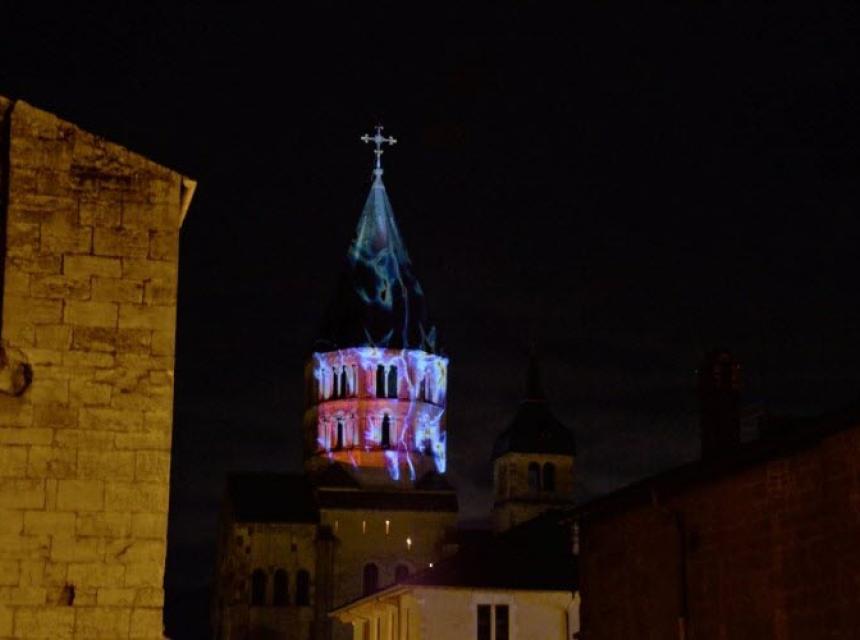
[{"left": 361, "top": 125, "right": 397, "bottom": 180}]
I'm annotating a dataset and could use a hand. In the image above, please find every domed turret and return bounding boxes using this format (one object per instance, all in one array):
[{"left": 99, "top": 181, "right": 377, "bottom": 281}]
[{"left": 491, "top": 355, "right": 576, "bottom": 532}]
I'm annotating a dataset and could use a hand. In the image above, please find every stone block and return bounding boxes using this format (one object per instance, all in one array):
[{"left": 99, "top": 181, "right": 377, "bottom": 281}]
[
  {"left": 75, "top": 606, "right": 132, "bottom": 639},
  {"left": 33, "top": 405, "right": 78, "bottom": 429},
  {"left": 27, "top": 376, "right": 70, "bottom": 404},
  {"left": 0, "top": 478, "right": 45, "bottom": 509},
  {"left": 27, "top": 446, "right": 77, "bottom": 478},
  {"left": 118, "top": 304, "right": 175, "bottom": 332},
  {"left": 0, "top": 585, "right": 46, "bottom": 605},
  {"left": 123, "top": 561, "right": 162, "bottom": 587},
  {"left": 122, "top": 200, "right": 175, "bottom": 230},
  {"left": 56, "top": 479, "right": 103, "bottom": 511},
  {"left": 143, "top": 281, "right": 177, "bottom": 306},
  {"left": 7, "top": 194, "right": 75, "bottom": 225},
  {"left": 40, "top": 221, "right": 93, "bottom": 254},
  {"left": 108, "top": 539, "right": 165, "bottom": 565},
  {"left": 2, "top": 295, "right": 63, "bottom": 325},
  {"left": 79, "top": 408, "right": 143, "bottom": 432},
  {"left": 22, "top": 347, "right": 63, "bottom": 366},
  {"left": 69, "top": 379, "right": 113, "bottom": 406},
  {"left": 131, "top": 513, "right": 166, "bottom": 540},
  {"left": 12, "top": 605, "right": 74, "bottom": 639},
  {"left": 3, "top": 267, "right": 31, "bottom": 295},
  {"left": 150, "top": 330, "right": 175, "bottom": 356},
  {"left": 76, "top": 512, "right": 132, "bottom": 538},
  {"left": 77, "top": 449, "right": 135, "bottom": 480},
  {"left": 134, "top": 451, "right": 170, "bottom": 483},
  {"left": 30, "top": 274, "right": 91, "bottom": 300},
  {"left": 0, "top": 535, "right": 48, "bottom": 560},
  {"left": 0, "top": 605, "right": 11, "bottom": 636},
  {"left": 129, "top": 607, "right": 164, "bottom": 639},
  {"left": 18, "top": 560, "right": 44, "bottom": 586},
  {"left": 121, "top": 258, "right": 177, "bottom": 282},
  {"left": 64, "top": 300, "right": 118, "bottom": 328},
  {"left": 79, "top": 198, "right": 122, "bottom": 227},
  {"left": 104, "top": 482, "right": 166, "bottom": 513},
  {"left": 0, "top": 428, "right": 52, "bottom": 446},
  {"left": 134, "top": 586, "right": 164, "bottom": 607},
  {"left": 0, "top": 510, "right": 23, "bottom": 535},
  {"left": 0, "top": 396, "right": 35, "bottom": 427},
  {"left": 0, "top": 560, "right": 19, "bottom": 586},
  {"left": 8, "top": 253, "right": 63, "bottom": 275},
  {"left": 63, "top": 255, "right": 122, "bottom": 279},
  {"left": 94, "top": 227, "right": 150, "bottom": 258},
  {"left": 91, "top": 277, "right": 144, "bottom": 304},
  {"left": 97, "top": 587, "right": 136, "bottom": 606},
  {"left": 114, "top": 431, "right": 170, "bottom": 451},
  {"left": 50, "top": 535, "right": 103, "bottom": 562},
  {"left": 23, "top": 511, "right": 76, "bottom": 535},
  {"left": 149, "top": 230, "right": 178, "bottom": 261},
  {"left": 63, "top": 350, "right": 115, "bottom": 368},
  {"left": 53, "top": 429, "right": 115, "bottom": 449},
  {"left": 43, "top": 561, "right": 67, "bottom": 586},
  {"left": 35, "top": 323, "right": 73, "bottom": 350},
  {"left": 0, "top": 447, "right": 28, "bottom": 477},
  {"left": 6, "top": 222, "right": 39, "bottom": 257},
  {"left": 67, "top": 561, "right": 125, "bottom": 587}
]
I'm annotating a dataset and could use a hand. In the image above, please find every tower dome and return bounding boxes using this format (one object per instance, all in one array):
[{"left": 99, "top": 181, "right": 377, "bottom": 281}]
[
  {"left": 303, "top": 128, "right": 448, "bottom": 488},
  {"left": 491, "top": 355, "right": 576, "bottom": 532}
]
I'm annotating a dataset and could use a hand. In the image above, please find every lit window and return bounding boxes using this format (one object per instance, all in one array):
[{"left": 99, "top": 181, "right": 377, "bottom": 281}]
[
  {"left": 385, "top": 519, "right": 390, "bottom": 535},
  {"left": 362, "top": 520, "right": 367, "bottom": 534},
  {"left": 406, "top": 536, "right": 412, "bottom": 550},
  {"left": 476, "top": 604, "right": 509, "bottom": 640}
]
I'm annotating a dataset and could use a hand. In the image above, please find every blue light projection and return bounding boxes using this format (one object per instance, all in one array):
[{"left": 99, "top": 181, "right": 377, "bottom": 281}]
[{"left": 308, "top": 346, "right": 448, "bottom": 479}]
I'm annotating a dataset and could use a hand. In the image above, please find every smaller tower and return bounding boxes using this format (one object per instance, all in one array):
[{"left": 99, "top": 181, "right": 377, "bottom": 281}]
[
  {"left": 491, "top": 356, "right": 576, "bottom": 532},
  {"left": 698, "top": 349, "right": 742, "bottom": 458}
]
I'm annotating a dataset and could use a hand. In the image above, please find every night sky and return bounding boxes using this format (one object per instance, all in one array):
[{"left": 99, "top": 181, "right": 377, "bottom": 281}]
[{"left": 2, "top": 5, "right": 859, "bottom": 637}]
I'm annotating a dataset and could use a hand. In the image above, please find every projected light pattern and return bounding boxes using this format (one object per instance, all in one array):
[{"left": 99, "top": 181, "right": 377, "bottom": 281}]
[{"left": 306, "top": 346, "right": 448, "bottom": 478}]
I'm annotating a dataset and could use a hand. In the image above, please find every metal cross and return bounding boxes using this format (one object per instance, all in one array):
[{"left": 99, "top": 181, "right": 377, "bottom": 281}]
[{"left": 361, "top": 125, "right": 397, "bottom": 178}]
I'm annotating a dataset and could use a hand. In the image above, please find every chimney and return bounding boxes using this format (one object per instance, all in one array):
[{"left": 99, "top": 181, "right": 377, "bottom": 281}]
[{"left": 698, "top": 349, "right": 741, "bottom": 457}]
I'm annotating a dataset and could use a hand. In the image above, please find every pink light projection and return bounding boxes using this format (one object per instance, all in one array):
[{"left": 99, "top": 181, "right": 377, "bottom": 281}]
[{"left": 305, "top": 346, "right": 448, "bottom": 479}]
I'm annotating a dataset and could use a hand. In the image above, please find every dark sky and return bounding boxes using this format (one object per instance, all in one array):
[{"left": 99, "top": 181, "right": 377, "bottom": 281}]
[{"left": 2, "top": 5, "right": 859, "bottom": 637}]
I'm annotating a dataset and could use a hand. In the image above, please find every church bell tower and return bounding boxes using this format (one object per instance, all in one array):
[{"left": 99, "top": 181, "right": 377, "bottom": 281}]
[{"left": 303, "top": 127, "right": 448, "bottom": 488}]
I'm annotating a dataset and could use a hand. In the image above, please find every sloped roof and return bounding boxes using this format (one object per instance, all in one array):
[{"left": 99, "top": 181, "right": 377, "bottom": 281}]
[
  {"left": 317, "top": 175, "right": 438, "bottom": 353},
  {"left": 226, "top": 473, "right": 319, "bottom": 524},
  {"left": 316, "top": 487, "right": 458, "bottom": 513},
  {"left": 492, "top": 357, "right": 576, "bottom": 460}
]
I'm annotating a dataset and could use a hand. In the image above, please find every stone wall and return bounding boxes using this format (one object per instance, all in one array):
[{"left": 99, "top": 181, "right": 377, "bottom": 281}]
[
  {"left": 578, "top": 420, "right": 860, "bottom": 639},
  {"left": 0, "top": 97, "right": 194, "bottom": 639}
]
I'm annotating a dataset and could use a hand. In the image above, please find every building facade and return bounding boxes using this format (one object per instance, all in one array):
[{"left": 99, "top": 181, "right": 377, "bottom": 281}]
[{"left": 212, "top": 129, "right": 458, "bottom": 640}]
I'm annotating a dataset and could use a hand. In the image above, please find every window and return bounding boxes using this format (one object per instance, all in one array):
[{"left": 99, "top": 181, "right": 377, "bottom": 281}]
[
  {"left": 296, "top": 569, "right": 310, "bottom": 605},
  {"left": 477, "top": 604, "right": 491, "bottom": 640},
  {"left": 352, "top": 365, "right": 358, "bottom": 396},
  {"left": 332, "top": 367, "right": 339, "bottom": 398},
  {"left": 395, "top": 564, "right": 409, "bottom": 582},
  {"left": 340, "top": 368, "right": 347, "bottom": 399},
  {"left": 542, "top": 462, "right": 556, "bottom": 492},
  {"left": 272, "top": 569, "right": 288, "bottom": 606},
  {"left": 387, "top": 366, "right": 398, "bottom": 398},
  {"left": 250, "top": 569, "right": 266, "bottom": 606},
  {"left": 476, "top": 604, "right": 509, "bottom": 640},
  {"left": 335, "top": 420, "right": 344, "bottom": 450},
  {"left": 381, "top": 414, "right": 391, "bottom": 449},
  {"left": 528, "top": 462, "right": 541, "bottom": 492},
  {"left": 362, "top": 563, "right": 379, "bottom": 595},
  {"left": 376, "top": 365, "right": 386, "bottom": 398}
]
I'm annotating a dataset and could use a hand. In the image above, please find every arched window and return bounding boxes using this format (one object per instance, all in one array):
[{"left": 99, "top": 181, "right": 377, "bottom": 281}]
[
  {"left": 272, "top": 569, "right": 288, "bottom": 606},
  {"left": 296, "top": 569, "right": 310, "bottom": 605},
  {"left": 528, "top": 462, "right": 541, "bottom": 492},
  {"left": 362, "top": 563, "right": 379, "bottom": 595},
  {"left": 542, "top": 462, "right": 556, "bottom": 492},
  {"left": 251, "top": 568, "right": 266, "bottom": 606},
  {"left": 395, "top": 564, "right": 410, "bottom": 582},
  {"left": 352, "top": 365, "right": 359, "bottom": 396},
  {"left": 376, "top": 365, "right": 386, "bottom": 398},
  {"left": 335, "top": 421, "right": 344, "bottom": 450},
  {"left": 387, "top": 366, "right": 398, "bottom": 398},
  {"left": 332, "top": 367, "right": 339, "bottom": 399},
  {"left": 381, "top": 414, "right": 391, "bottom": 449},
  {"left": 340, "top": 368, "right": 347, "bottom": 398}
]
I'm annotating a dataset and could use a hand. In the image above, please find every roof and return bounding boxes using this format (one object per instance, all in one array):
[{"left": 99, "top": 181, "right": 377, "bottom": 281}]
[
  {"left": 316, "top": 487, "right": 458, "bottom": 513},
  {"left": 492, "top": 356, "right": 576, "bottom": 460},
  {"left": 573, "top": 398, "right": 860, "bottom": 522},
  {"left": 317, "top": 175, "right": 438, "bottom": 353},
  {"left": 226, "top": 473, "right": 319, "bottom": 524}
]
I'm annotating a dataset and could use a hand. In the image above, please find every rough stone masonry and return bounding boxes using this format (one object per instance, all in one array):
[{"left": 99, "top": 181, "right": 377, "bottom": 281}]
[{"left": 0, "top": 96, "right": 195, "bottom": 639}]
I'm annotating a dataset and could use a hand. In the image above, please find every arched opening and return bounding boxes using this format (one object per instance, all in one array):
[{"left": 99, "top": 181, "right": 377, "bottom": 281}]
[
  {"left": 251, "top": 568, "right": 266, "bottom": 606},
  {"left": 335, "top": 421, "right": 344, "bottom": 450},
  {"left": 542, "top": 462, "right": 556, "bottom": 492},
  {"left": 381, "top": 414, "right": 391, "bottom": 449},
  {"left": 395, "top": 564, "right": 410, "bottom": 582},
  {"left": 376, "top": 365, "right": 386, "bottom": 398},
  {"left": 296, "top": 569, "right": 310, "bottom": 605},
  {"left": 272, "top": 569, "right": 288, "bottom": 606},
  {"left": 340, "top": 368, "right": 347, "bottom": 398},
  {"left": 387, "top": 365, "right": 398, "bottom": 398},
  {"left": 528, "top": 462, "right": 541, "bottom": 492},
  {"left": 362, "top": 563, "right": 379, "bottom": 596},
  {"left": 332, "top": 367, "right": 339, "bottom": 399},
  {"left": 352, "top": 365, "right": 359, "bottom": 396}
]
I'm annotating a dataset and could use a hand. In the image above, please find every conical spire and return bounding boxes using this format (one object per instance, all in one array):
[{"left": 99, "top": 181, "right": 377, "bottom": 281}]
[{"left": 316, "top": 128, "right": 438, "bottom": 353}]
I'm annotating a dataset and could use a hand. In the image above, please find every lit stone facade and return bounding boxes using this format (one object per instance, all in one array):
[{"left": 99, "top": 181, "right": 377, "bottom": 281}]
[{"left": 0, "top": 97, "right": 194, "bottom": 639}]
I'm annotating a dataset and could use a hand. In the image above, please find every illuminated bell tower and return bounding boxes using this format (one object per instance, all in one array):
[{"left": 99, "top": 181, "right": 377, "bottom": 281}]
[{"left": 303, "top": 127, "right": 448, "bottom": 488}]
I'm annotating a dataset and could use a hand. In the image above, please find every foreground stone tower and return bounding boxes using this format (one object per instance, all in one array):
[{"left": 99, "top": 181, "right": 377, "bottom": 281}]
[{"left": 0, "top": 97, "right": 194, "bottom": 639}]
